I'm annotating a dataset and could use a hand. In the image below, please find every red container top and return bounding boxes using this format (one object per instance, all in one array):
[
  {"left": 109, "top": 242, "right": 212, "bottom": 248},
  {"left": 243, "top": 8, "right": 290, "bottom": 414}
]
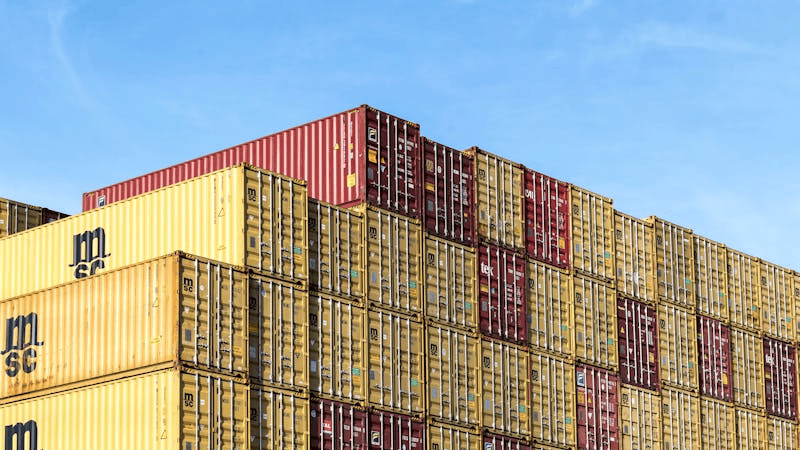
[
  {"left": 617, "top": 296, "right": 659, "bottom": 391},
  {"left": 82, "top": 105, "right": 423, "bottom": 219},
  {"left": 368, "top": 409, "right": 425, "bottom": 449},
  {"left": 482, "top": 433, "right": 531, "bottom": 450},
  {"left": 763, "top": 337, "right": 798, "bottom": 420},
  {"left": 478, "top": 244, "right": 527, "bottom": 343},
  {"left": 576, "top": 364, "right": 620, "bottom": 450},
  {"left": 523, "top": 168, "right": 570, "bottom": 269},
  {"left": 697, "top": 315, "right": 733, "bottom": 402},
  {"left": 311, "top": 399, "right": 368, "bottom": 450}
]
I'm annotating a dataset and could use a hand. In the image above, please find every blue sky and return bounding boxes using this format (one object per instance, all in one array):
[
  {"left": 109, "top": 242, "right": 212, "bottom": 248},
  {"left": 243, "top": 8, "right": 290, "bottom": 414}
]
[{"left": 2, "top": 0, "right": 799, "bottom": 270}]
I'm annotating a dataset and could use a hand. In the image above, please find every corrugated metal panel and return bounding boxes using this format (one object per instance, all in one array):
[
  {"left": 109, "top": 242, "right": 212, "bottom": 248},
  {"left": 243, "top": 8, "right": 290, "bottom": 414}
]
[
  {"left": 697, "top": 315, "right": 733, "bottom": 402},
  {"left": 368, "top": 409, "right": 425, "bottom": 449},
  {"left": 658, "top": 302, "right": 699, "bottom": 391},
  {"left": 760, "top": 261, "right": 794, "bottom": 342},
  {"left": 576, "top": 364, "right": 620, "bottom": 450},
  {"left": 529, "top": 352, "right": 576, "bottom": 448},
  {"left": 527, "top": 260, "right": 573, "bottom": 357},
  {"left": 617, "top": 297, "right": 659, "bottom": 391},
  {"left": 573, "top": 274, "right": 618, "bottom": 370},
  {"left": 422, "top": 138, "right": 476, "bottom": 246},
  {"left": 465, "top": 147, "right": 525, "bottom": 251},
  {"left": 309, "top": 293, "right": 366, "bottom": 404},
  {"left": 763, "top": 337, "right": 798, "bottom": 420},
  {"left": 735, "top": 408, "right": 767, "bottom": 450},
  {"left": 250, "top": 385, "right": 310, "bottom": 449},
  {"left": 570, "top": 185, "right": 615, "bottom": 281},
  {"left": 308, "top": 199, "right": 365, "bottom": 300},
  {"left": 619, "top": 384, "right": 662, "bottom": 450},
  {"left": 367, "top": 309, "right": 425, "bottom": 415},
  {"left": 767, "top": 416, "right": 798, "bottom": 450},
  {"left": 0, "top": 164, "right": 308, "bottom": 301},
  {"left": 249, "top": 275, "right": 309, "bottom": 390},
  {"left": 424, "top": 236, "right": 477, "bottom": 330},
  {"left": 0, "top": 198, "right": 43, "bottom": 237},
  {"left": 426, "top": 323, "right": 480, "bottom": 426},
  {"left": 614, "top": 211, "right": 656, "bottom": 302},
  {"left": 700, "top": 397, "right": 736, "bottom": 450},
  {"left": 483, "top": 433, "right": 531, "bottom": 450},
  {"left": 794, "top": 271, "right": 800, "bottom": 342},
  {"left": 478, "top": 244, "right": 527, "bottom": 343},
  {"left": 524, "top": 169, "right": 570, "bottom": 268},
  {"left": 730, "top": 328, "right": 765, "bottom": 410},
  {"left": 0, "top": 368, "right": 248, "bottom": 448},
  {"left": 661, "top": 387, "right": 701, "bottom": 450},
  {"left": 648, "top": 216, "right": 695, "bottom": 308},
  {"left": 481, "top": 338, "right": 530, "bottom": 437},
  {"left": 0, "top": 253, "right": 247, "bottom": 400},
  {"left": 694, "top": 235, "right": 729, "bottom": 322},
  {"left": 426, "top": 420, "right": 480, "bottom": 450},
  {"left": 727, "top": 248, "right": 761, "bottom": 332},
  {"left": 311, "top": 398, "right": 368, "bottom": 450}
]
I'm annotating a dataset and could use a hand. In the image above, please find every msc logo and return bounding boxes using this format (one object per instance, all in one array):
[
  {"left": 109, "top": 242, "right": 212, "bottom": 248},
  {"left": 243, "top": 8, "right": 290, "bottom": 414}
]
[
  {"left": 69, "top": 227, "right": 111, "bottom": 279},
  {"left": 1, "top": 313, "right": 44, "bottom": 378},
  {"left": 4, "top": 420, "right": 37, "bottom": 450}
]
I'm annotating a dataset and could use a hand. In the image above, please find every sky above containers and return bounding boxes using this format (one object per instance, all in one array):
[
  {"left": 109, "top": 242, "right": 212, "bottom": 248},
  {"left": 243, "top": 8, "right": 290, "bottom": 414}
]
[{"left": 1, "top": 0, "right": 799, "bottom": 270}]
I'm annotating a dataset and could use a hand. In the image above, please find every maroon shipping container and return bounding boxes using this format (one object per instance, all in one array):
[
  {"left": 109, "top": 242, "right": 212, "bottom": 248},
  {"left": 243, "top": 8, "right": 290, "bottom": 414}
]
[
  {"left": 523, "top": 168, "right": 570, "bottom": 268},
  {"left": 81, "top": 105, "right": 422, "bottom": 218},
  {"left": 763, "top": 337, "right": 798, "bottom": 420},
  {"left": 696, "top": 315, "right": 733, "bottom": 402},
  {"left": 311, "top": 399, "right": 369, "bottom": 450},
  {"left": 42, "top": 208, "right": 69, "bottom": 223},
  {"left": 368, "top": 410, "right": 425, "bottom": 449},
  {"left": 576, "top": 364, "right": 620, "bottom": 450},
  {"left": 616, "top": 296, "right": 659, "bottom": 391},
  {"left": 478, "top": 244, "right": 527, "bottom": 343},
  {"left": 422, "top": 138, "right": 476, "bottom": 246},
  {"left": 482, "top": 433, "right": 531, "bottom": 450}
]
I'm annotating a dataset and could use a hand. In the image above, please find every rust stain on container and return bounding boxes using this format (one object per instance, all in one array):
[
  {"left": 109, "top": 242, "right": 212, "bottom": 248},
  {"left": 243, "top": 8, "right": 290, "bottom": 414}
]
[
  {"left": 524, "top": 168, "right": 570, "bottom": 268},
  {"left": 573, "top": 274, "right": 618, "bottom": 370},
  {"left": 763, "top": 337, "right": 798, "bottom": 420},
  {"left": 658, "top": 302, "right": 698, "bottom": 391},
  {"left": 647, "top": 216, "right": 695, "bottom": 308},
  {"left": 480, "top": 337, "right": 530, "bottom": 438},
  {"left": 576, "top": 363, "right": 620, "bottom": 450},
  {"left": 308, "top": 199, "right": 365, "bottom": 300},
  {"left": 694, "top": 234, "right": 729, "bottom": 322},
  {"left": 614, "top": 211, "right": 656, "bottom": 303},
  {"left": 424, "top": 235, "right": 477, "bottom": 330},
  {"left": 619, "top": 384, "right": 662, "bottom": 450},
  {"left": 759, "top": 261, "right": 794, "bottom": 342},
  {"left": 730, "top": 327, "right": 765, "bottom": 410},
  {"left": 661, "top": 387, "right": 701, "bottom": 450},
  {"left": 527, "top": 259, "right": 573, "bottom": 357},
  {"left": 617, "top": 297, "right": 659, "bottom": 391},
  {"left": 727, "top": 248, "right": 761, "bottom": 332},
  {"left": 529, "top": 352, "right": 576, "bottom": 448},
  {"left": 735, "top": 407, "right": 767, "bottom": 450},
  {"left": 697, "top": 315, "right": 733, "bottom": 402},
  {"left": 478, "top": 244, "right": 527, "bottom": 343},
  {"left": 426, "top": 323, "right": 480, "bottom": 426},
  {"left": 311, "top": 398, "right": 368, "bottom": 450},
  {"left": 570, "top": 185, "right": 615, "bottom": 281},
  {"left": 422, "top": 138, "right": 476, "bottom": 246},
  {"left": 250, "top": 385, "right": 310, "bottom": 449},
  {"left": 700, "top": 397, "right": 736, "bottom": 450}
]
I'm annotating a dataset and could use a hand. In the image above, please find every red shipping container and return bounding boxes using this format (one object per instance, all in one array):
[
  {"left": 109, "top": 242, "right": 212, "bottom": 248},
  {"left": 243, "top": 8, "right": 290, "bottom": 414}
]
[
  {"left": 421, "top": 138, "right": 476, "bottom": 246},
  {"left": 697, "top": 315, "right": 733, "bottom": 402},
  {"left": 616, "top": 296, "right": 659, "bottom": 391},
  {"left": 311, "top": 399, "right": 369, "bottom": 450},
  {"left": 576, "top": 364, "right": 620, "bottom": 450},
  {"left": 763, "top": 337, "right": 798, "bottom": 420},
  {"left": 82, "top": 105, "right": 422, "bottom": 218},
  {"left": 524, "top": 168, "right": 570, "bottom": 268},
  {"left": 368, "top": 410, "right": 425, "bottom": 449},
  {"left": 482, "top": 433, "right": 531, "bottom": 450},
  {"left": 478, "top": 244, "right": 527, "bottom": 343}
]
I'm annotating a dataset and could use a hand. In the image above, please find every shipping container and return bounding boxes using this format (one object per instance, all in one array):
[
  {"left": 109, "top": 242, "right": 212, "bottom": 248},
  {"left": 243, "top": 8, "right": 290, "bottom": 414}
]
[
  {"left": 700, "top": 397, "right": 736, "bottom": 450},
  {"left": 0, "top": 164, "right": 307, "bottom": 301},
  {"left": 0, "top": 198, "right": 67, "bottom": 237},
  {"left": 367, "top": 309, "right": 425, "bottom": 415},
  {"left": 309, "top": 199, "right": 365, "bottom": 300},
  {"left": 660, "top": 387, "right": 701, "bottom": 450},
  {"left": 727, "top": 248, "right": 761, "bottom": 332},
  {"left": 424, "top": 236, "right": 477, "bottom": 330},
  {"left": 465, "top": 147, "right": 525, "bottom": 251},
  {"left": 0, "top": 252, "right": 247, "bottom": 401},
  {"left": 309, "top": 293, "right": 366, "bottom": 404},
  {"left": 576, "top": 364, "right": 619, "bottom": 450},
  {"left": 573, "top": 274, "right": 618, "bottom": 370},
  {"left": 422, "top": 138, "right": 476, "bottom": 246},
  {"left": 523, "top": 168, "right": 570, "bottom": 268},
  {"left": 250, "top": 385, "right": 310, "bottom": 449},
  {"left": 735, "top": 407, "right": 767, "bottom": 450},
  {"left": 482, "top": 433, "right": 531, "bottom": 450},
  {"left": 613, "top": 211, "right": 656, "bottom": 302},
  {"left": 763, "top": 337, "right": 798, "bottom": 420},
  {"left": 619, "top": 384, "right": 661, "bottom": 450},
  {"left": 767, "top": 416, "right": 798, "bottom": 450},
  {"left": 368, "top": 409, "right": 425, "bottom": 449},
  {"left": 793, "top": 271, "right": 800, "bottom": 340},
  {"left": 527, "top": 260, "right": 572, "bottom": 357},
  {"left": 570, "top": 185, "right": 615, "bottom": 281},
  {"left": 697, "top": 315, "right": 733, "bottom": 402},
  {"left": 478, "top": 244, "right": 527, "bottom": 343},
  {"left": 311, "top": 398, "right": 368, "bottom": 450},
  {"left": 730, "top": 327, "right": 765, "bottom": 410},
  {"left": 528, "top": 352, "right": 576, "bottom": 448},
  {"left": 658, "top": 302, "right": 698, "bottom": 391},
  {"left": 616, "top": 297, "right": 659, "bottom": 391},
  {"left": 481, "top": 338, "right": 530, "bottom": 437},
  {"left": 0, "top": 368, "right": 248, "bottom": 448},
  {"left": 83, "top": 105, "right": 422, "bottom": 217},
  {"left": 249, "top": 275, "right": 309, "bottom": 390},
  {"left": 647, "top": 216, "right": 695, "bottom": 308},
  {"left": 426, "top": 420, "right": 480, "bottom": 450},
  {"left": 760, "top": 261, "right": 794, "bottom": 342},
  {"left": 694, "top": 235, "right": 729, "bottom": 322},
  {"left": 427, "top": 323, "right": 480, "bottom": 426}
]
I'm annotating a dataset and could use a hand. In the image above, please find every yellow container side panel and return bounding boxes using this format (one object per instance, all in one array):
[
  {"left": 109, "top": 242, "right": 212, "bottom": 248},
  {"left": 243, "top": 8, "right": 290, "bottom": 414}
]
[
  {"left": 700, "top": 398, "right": 736, "bottom": 450},
  {"left": 727, "top": 248, "right": 761, "bottom": 332},
  {"left": 527, "top": 260, "right": 573, "bottom": 357},
  {"left": 528, "top": 351, "right": 576, "bottom": 448},
  {"left": 658, "top": 302, "right": 699, "bottom": 391},
  {"left": 480, "top": 338, "right": 530, "bottom": 438},
  {"left": 250, "top": 386, "right": 310, "bottom": 450},
  {"left": 759, "top": 261, "right": 794, "bottom": 342},
  {"left": 767, "top": 416, "right": 798, "bottom": 450},
  {"left": 424, "top": 236, "right": 478, "bottom": 330},
  {"left": 614, "top": 211, "right": 656, "bottom": 303},
  {"left": 573, "top": 274, "right": 618, "bottom": 370},
  {"left": 427, "top": 421, "right": 481, "bottom": 450},
  {"left": 470, "top": 148, "right": 525, "bottom": 251},
  {"left": 0, "top": 198, "right": 43, "bottom": 237},
  {"left": 619, "top": 384, "right": 662, "bottom": 450},
  {"left": 426, "top": 324, "right": 481, "bottom": 426},
  {"left": 694, "top": 235, "right": 729, "bottom": 322},
  {"left": 570, "top": 185, "right": 615, "bottom": 281},
  {"left": 648, "top": 216, "right": 695, "bottom": 308},
  {"left": 731, "top": 328, "right": 765, "bottom": 410},
  {"left": 308, "top": 199, "right": 364, "bottom": 300},
  {"left": 661, "top": 387, "right": 701, "bottom": 450},
  {"left": 793, "top": 271, "right": 800, "bottom": 343},
  {"left": 735, "top": 408, "right": 767, "bottom": 450}
]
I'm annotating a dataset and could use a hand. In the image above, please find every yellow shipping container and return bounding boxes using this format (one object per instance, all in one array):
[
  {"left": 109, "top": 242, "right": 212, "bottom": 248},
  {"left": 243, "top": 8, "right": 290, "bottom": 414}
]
[
  {"left": 0, "top": 252, "right": 247, "bottom": 401},
  {"left": 767, "top": 416, "right": 798, "bottom": 450},
  {"left": 427, "top": 420, "right": 481, "bottom": 450},
  {"left": 614, "top": 210, "right": 656, "bottom": 302},
  {"left": 527, "top": 260, "right": 573, "bottom": 357},
  {"left": 427, "top": 323, "right": 480, "bottom": 426},
  {"left": 465, "top": 147, "right": 525, "bottom": 251},
  {"left": 528, "top": 351, "right": 576, "bottom": 448},
  {"left": 661, "top": 387, "right": 701, "bottom": 450},
  {"left": 694, "top": 235, "right": 729, "bottom": 322},
  {"left": 648, "top": 216, "right": 695, "bottom": 308},
  {"left": 0, "top": 198, "right": 41, "bottom": 237},
  {"left": 480, "top": 338, "right": 530, "bottom": 438},
  {"left": 308, "top": 199, "right": 365, "bottom": 300},
  {"left": 619, "top": 384, "right": 662, "bottom": 450},
  {"left": 250, "top": 385, "right": 310, "bottom": 449},
  {"left": 735, "top": 407, "right": 767, "bottom": 450},
  {"left": 728, "top": 248, "right": 761, "bottom": 332},
  {"left": 249, "top": 275, "right": 308, "bottom": 390},
  {"left": 367, "top": 308, "right": 425, "bottom": 415},
  {"left": 700, "top": 397, "right": 736, "bottom": 450},
  {"left": 793, "top": 271, "right": 800, "bottom": 342},
  {"left": 309, "top": 292, "right": 366, "bottom": 404},
  {"left": 759, "top": 261, "right": 794, "bottom": 342},
  {"left": 0, "top": 368, "right": 248, "bottom": 448},
  {"left": 573, "top": 273, "right": 618, "bottom": 370},
  {"left": 730, "top": 327, "right": 765, "bottom": 410},
  {"left": 570, "top": 185, "right": 615, "bottom": 281},
  {"left": 424, "top": 235, "right": 477, "bottom": 330},
  {"left": 658, "top": 302, "right": 699, "bottom": 391}
]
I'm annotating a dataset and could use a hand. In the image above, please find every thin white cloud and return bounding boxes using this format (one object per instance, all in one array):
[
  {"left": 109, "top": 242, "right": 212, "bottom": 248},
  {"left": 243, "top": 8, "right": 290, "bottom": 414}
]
[
  {"left": 570, "top": 0, "right": 598, "bottom": 17},
  {"left": 47, "top": 1, "right": 91, "bottom": 106},
  {"left": 637, "top": 22, "right": 763, "bottom": 54}
]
